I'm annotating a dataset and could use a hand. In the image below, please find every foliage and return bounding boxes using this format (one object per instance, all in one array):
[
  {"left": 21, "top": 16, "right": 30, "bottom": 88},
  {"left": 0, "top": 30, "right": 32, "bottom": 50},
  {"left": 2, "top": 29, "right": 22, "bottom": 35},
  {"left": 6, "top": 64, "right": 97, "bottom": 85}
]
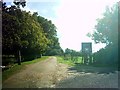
[
  {"left": 56, "top": 56, "right": 75, "bottom": 66},
  {"left": 93, "top": 44, "right": 118, "bottom": 65},
  {"left": 3, "top": 3, "right": 49, "bottom": 59},
  {"left": 89, "top": 4, "right": 118, "bottom": 45},
  {"left": 88, "top": 3, "right": 119, "bottom": 66},
  {"left": 64, "top": 48, "right": 81, "bottom": 56},
  {"left": 2, "top": 1, "right": 63, "bottom": 65},
  {"left": 64, "top": 48, "right": 81, "bottom": 63},
  {"left": 36, "top": 15, "right": 63, "bottom": 56}
]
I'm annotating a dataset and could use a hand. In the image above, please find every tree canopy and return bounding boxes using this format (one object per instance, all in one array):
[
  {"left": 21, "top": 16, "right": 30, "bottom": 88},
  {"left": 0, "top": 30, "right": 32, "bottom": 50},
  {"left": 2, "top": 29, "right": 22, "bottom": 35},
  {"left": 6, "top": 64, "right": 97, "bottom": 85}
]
[
  {"left": 88, "top": 3, "right": 119, "bottom": 66},
  {"left": 2, "top": 1, "right": 63, "bottom": 65},
  {"left": 89, "top": 4, "right": 118, "bottom": 46}
]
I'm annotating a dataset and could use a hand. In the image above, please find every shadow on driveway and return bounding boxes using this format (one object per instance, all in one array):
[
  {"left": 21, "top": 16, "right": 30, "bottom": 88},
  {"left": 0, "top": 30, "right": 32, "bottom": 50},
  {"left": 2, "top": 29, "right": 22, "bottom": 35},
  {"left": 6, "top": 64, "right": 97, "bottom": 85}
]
[
  {"left": 55, "top": 64, "right": 118, "bottom": 88},
  {"left": 68, "top": 64, "right": 118, "bottom": 74}
]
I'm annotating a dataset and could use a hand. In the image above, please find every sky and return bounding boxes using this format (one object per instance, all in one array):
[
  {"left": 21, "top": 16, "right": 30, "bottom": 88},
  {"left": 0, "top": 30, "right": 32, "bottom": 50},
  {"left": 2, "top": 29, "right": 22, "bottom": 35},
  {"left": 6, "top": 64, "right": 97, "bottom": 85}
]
[{"left": 5, "top": 0, "right": 119, "bottom": 52}]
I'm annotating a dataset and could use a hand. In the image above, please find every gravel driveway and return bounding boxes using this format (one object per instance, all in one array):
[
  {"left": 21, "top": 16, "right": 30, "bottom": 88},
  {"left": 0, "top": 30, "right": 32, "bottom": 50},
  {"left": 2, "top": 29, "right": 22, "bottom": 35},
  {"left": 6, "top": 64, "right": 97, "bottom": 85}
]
[
  {"left": 3, "top": 57, "right": 68, "bottom": 88},
  {"left": 56, "top": 65, "right": 119, "bottom": 88}
]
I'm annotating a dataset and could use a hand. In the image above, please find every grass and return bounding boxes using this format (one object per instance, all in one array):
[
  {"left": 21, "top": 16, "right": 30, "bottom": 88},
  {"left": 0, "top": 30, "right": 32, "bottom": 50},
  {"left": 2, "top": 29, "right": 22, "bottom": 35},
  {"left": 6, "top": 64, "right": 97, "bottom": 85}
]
[
  {"left": 56, "top": 56, "right": 75, "bottom": 66},
  {"left": 76, "top": 57, "right": 83, "bottom": 63},
  {"left": 2, "top": 56, "right": 49, "bottom": 82},
  {"left": 56, "top": 56, "right": 118, "bottom": 68},
  {"left": 56, "top": 56, "right": 84, "bottom": 66}
]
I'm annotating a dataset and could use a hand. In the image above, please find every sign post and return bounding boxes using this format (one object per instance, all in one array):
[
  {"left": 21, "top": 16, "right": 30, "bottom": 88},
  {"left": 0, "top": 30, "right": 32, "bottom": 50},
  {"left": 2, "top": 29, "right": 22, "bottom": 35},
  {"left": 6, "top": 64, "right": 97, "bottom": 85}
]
[{"left": 81, "top": 42, "right": 92, "bottom": 65}]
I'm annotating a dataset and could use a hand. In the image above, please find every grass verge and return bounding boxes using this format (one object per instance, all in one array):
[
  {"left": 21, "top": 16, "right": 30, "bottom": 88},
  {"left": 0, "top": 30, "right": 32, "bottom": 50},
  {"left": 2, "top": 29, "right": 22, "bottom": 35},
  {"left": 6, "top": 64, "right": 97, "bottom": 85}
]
[
  {"left": 2, "top": 56, "right": 49, "bottom": 82},
  {"left": 56, "top": 56, "right": 75, "bottom": 66}
]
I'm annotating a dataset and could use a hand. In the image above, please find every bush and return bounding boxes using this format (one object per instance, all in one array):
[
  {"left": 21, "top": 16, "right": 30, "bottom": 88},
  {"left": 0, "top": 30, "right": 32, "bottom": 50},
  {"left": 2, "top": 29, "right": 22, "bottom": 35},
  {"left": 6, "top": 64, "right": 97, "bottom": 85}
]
[
  {"left": 93, "top": 44, "right": 118, "bottom": 66},
  {"left": 2, "top": 55, "right": 16, "bottom": 66}
]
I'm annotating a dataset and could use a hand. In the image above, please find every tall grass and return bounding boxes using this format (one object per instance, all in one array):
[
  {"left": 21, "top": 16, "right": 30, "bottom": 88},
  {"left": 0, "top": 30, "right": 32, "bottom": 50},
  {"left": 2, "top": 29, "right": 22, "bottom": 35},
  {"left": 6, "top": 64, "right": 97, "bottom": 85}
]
[{"left": 56, "top": 56, "right": 83, "bottom": 66}]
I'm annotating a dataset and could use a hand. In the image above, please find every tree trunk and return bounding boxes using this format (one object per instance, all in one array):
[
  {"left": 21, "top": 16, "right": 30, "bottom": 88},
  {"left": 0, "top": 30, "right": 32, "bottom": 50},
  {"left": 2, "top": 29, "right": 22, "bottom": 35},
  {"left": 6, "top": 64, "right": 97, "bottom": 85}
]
[
  {"left": 89, "top": 55, "right": 92, "bottom": 64},
  {"left": 18, "top": 50, "right": 21, "bottom": 65}
]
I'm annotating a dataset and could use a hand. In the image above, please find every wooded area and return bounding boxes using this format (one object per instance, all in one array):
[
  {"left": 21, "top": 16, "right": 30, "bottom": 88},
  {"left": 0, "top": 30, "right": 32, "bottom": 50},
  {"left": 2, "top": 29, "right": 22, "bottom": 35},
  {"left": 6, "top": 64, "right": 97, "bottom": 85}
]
[
  {"left": 2, "top": 1, "right": 63, "bottom": 65},
  {"left": 89, "top": 3, "right": 119, "bottom": 67}
]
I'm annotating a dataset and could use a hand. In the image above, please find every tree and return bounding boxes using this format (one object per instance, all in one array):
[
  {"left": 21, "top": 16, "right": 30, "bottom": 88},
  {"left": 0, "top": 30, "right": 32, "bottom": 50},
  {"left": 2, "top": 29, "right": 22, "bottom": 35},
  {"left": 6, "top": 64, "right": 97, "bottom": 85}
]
[
  {"left": 89, "top": 4, "right": 118, "bottom": 46},
  {"left": 2, "top": 1, "right": 27, "bottom": 65},
  {"left": 64, "top": 48, "right": 81, "bottom": 62},
  {"left": 88, "top": 3, "right": 119, "bottom": 65},
  {"left": 2, "top": 2, "right": 49, "bottom": 65},
  {"left": 2, "top": 1, "right": 63, "bottom": 66},
  {"left": 36, "top": 15, "right": 63, "bottom": 56},
  {"left": 2, "top": 3, "right": 22, "bottom": 65}
]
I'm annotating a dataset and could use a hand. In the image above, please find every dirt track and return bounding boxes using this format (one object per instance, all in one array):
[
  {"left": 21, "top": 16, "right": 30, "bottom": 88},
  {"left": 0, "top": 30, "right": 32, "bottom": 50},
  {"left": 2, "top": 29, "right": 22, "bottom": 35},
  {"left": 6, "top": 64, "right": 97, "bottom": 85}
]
[
  {"left": 3, "top": 57, "right": 68, "bottom": 88},
  {"left": 2, "top": 56, "right": 119, "bottom": 88}
]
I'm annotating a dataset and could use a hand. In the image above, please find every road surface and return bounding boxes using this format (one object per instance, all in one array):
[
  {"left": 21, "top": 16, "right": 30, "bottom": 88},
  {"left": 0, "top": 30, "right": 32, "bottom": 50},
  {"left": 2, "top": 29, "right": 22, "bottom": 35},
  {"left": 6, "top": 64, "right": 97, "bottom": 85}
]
[{"left": 2, "top": 56, "right": 119, "bottom": 88}]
